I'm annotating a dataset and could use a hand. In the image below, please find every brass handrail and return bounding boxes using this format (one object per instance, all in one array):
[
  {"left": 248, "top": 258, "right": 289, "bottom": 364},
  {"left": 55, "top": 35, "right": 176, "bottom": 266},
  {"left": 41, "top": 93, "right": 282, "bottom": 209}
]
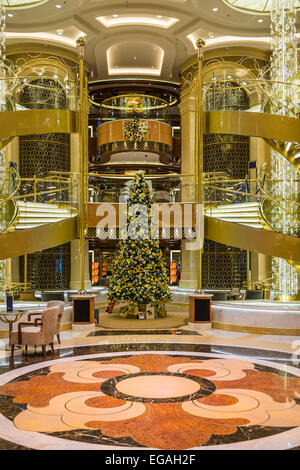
[
  {"left": 203, "top": 77, "right": 299, "bottom": 118},
  {"left": 205, "top": 183, "right": 300, "bottom": 209}
]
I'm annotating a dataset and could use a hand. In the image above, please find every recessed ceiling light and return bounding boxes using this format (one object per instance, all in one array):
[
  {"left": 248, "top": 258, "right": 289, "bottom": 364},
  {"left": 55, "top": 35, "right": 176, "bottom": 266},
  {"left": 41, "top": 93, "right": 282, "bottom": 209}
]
[
  {"left": 257, "top": 18, "right": 264, "bottom": 23},
  {"left": 212, "top": 8, "right": 219, "bottom": 12},
  {"left": 113, "top": 14, "right": 118, "bottom": 18},
  {"left": 209, "top": 33, "right": 215, "bottom": 38},
  {"left": 56, "top": 4, "right": 62, "bottom": 8},
  {"left": 7, "top": 13, "right": 13, "bottom": 17},
  {"left": 157, "top": 15, "right": 163, "bottom": 19},
  {"left": 97, "top": 15, "right": 179, "bottom": 29}
]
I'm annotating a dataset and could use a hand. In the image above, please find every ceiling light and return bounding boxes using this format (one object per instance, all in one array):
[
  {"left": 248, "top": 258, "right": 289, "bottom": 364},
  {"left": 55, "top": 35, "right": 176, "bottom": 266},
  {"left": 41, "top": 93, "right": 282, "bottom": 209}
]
[
  {"left": 6, "top": 31, "right": 84, "bottom": 48},
  {"left": 212, "top": 8, "right": 219, "bottom": 12},
  {"left": 257, "top": 18, "right": 264, "bottom": 23},
  {"left": 112, "top": 14, "right": 118, "bottom": 17},
  {"left": 96, "top": 15, "right": 179, "bottom": 29}
]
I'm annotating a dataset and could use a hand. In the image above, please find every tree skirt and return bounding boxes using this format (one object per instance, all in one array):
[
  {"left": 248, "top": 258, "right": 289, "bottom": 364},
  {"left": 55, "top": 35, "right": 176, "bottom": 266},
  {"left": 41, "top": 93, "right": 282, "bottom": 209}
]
[{"left": 97, "top": 307, "right": 188, "bottom": 330}]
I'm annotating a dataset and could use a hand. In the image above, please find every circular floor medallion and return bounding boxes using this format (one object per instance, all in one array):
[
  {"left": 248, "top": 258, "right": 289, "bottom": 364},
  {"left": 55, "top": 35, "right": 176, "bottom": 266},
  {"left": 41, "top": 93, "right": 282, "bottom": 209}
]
[
  {"left": 0, "top": 346, "right": 299, "bottom": 450},
  {"left": 101, "top": 372, "right": 216, "bottom": 403}
]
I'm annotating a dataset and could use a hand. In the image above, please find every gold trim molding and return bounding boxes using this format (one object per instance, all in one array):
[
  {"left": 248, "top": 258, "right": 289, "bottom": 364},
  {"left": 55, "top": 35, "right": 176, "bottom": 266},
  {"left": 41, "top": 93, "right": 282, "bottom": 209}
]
[
  {"left": 0, "top": 109, "right": 79, "bottom": 139},
  {"left": 205, "top": 110, "right": 300, "bottom": 144},
  {"left": 205, "top": 215, "right": 300, "bottom": 263},
  {"left": 0, "top": 216, "right": 78, "bottom": 260}
]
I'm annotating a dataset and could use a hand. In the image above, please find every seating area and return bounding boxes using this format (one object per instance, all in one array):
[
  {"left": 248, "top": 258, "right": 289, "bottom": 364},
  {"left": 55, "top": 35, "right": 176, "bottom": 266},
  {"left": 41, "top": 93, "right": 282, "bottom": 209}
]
[
  {"left": 10, "top": 300, "right": 65, "bottom": 357},
  {"left": 10, "top": 306, "right": 59, "bottom": 358},
  {"left": 211, "top": 289, "right": 264, "bottom": 302}
]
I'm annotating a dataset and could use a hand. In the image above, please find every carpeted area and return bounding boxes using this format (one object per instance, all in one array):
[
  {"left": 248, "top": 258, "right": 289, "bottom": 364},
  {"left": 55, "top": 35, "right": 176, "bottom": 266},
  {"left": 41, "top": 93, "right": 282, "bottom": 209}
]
[{"left": 97, "top": 306, "right": 189, "bottom": 329}]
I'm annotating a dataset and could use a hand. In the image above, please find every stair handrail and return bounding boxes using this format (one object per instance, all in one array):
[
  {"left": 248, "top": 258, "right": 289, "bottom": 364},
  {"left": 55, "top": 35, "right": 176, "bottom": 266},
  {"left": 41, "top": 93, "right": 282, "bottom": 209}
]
[
  {"left": 258, "top": 186, "right": 300, "bottom": 235},
  {"left": 0, "top": 166, "right": 21, "bottom": 235},
  {"left": 204, "top": 180, "right": 300, "bottom": 232},
  {"left": 203, "top": 77, "right": 299, "bottom": 118},
  {"left": 0, "top": 176, "right": 79, "bottom": 235}
]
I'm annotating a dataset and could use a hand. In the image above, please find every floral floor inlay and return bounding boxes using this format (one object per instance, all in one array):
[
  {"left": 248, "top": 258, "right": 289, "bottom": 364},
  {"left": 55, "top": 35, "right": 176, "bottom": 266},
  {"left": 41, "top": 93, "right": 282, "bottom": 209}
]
[{"left": 0, "top": 348, "right": 299, "bottom": 450}]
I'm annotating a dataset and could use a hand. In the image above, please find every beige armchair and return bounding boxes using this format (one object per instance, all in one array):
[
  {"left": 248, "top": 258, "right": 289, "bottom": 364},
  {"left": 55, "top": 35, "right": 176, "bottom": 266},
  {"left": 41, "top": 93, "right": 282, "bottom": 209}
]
[
  {"left": 10, "top": 307, "right": 59, "bottom": 358},
  {"left": 28, "top": 300, "right": 64, "bottom": 344}
]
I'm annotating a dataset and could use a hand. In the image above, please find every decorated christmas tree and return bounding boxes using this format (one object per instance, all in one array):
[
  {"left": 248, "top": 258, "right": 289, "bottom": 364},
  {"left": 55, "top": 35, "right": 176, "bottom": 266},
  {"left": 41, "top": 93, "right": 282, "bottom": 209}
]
[{"left": 108, "top": 171, "right": 171, "bottom": 308}]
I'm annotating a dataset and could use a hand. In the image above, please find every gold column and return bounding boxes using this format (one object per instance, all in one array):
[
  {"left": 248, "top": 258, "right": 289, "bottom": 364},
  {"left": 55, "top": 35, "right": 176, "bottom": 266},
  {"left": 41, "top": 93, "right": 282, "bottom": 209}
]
[
  {"left": 76, "top": 37, "right": 88, "bottom": 293},
  {"left": 179, "top": 93, "right": 198, "bottom": 290},
  {"left": 250, "top": 137, "right": 272, "bottom": 288},
  {"left": 196, "top": 39, "right": 205, "bottom": 293}
]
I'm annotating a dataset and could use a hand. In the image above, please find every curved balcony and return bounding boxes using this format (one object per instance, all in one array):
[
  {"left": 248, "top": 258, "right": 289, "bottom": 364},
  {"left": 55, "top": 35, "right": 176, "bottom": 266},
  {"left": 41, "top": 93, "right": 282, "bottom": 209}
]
[
  {"left": 98, "top": 119, "right": 172, "bottom": 147},
  {"left": 97, "top": 119, "right": 173, "bottom": 165}
]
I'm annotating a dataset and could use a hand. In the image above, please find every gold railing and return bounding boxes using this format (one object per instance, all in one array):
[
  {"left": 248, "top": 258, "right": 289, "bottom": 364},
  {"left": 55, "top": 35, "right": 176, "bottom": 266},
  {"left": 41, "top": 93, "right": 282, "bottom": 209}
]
[
  {"left": 203, "top": 76, "right": 300, "bottom": 117},
  {"left": 204, "top": 175, "right": 300, "bottom": 237},
  {"left": 0, "top": 172, "right": 79, "bottom": 236},
  {"left": 0, "top": 69, "right": 79, "bottom": 113}
]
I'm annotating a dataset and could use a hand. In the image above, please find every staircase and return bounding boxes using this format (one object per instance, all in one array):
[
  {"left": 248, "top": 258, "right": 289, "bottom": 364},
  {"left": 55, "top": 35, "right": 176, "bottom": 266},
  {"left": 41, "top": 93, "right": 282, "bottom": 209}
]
[
  {"left": 205, "top": 202, "right": 263, "bottom": 229},
  {"left": 0, "top": 199, "right": 78, "bottom": 261}
]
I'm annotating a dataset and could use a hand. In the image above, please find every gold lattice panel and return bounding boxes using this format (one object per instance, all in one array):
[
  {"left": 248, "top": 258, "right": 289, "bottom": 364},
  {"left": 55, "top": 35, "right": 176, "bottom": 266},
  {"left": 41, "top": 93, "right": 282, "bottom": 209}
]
[
  {"left": 202, "top": 240, "right": 247, "bottom": 289},
  {"left": 20, "top": 78, "right": 67, "bottom": 110},
  {"left": 18, "top": 78, "right": 71, "bottom": 290},
  {"left": 99, "top": 141, "right": 172, "bottom": 158},
  {"left": 19, "top": 133, "right": 70, "bottom": 178},
  {"left": 19, "top": 244, "right": 71, "bottom": 290},
  {"left": 204, "top": 134, "right": 250, "bottom": 178}
]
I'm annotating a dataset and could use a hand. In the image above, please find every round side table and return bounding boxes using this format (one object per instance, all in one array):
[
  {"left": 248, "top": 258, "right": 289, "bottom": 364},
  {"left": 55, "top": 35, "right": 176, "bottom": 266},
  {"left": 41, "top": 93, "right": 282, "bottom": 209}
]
[{"left": 0, "top": 311, "right": 25, "bottom": 350}]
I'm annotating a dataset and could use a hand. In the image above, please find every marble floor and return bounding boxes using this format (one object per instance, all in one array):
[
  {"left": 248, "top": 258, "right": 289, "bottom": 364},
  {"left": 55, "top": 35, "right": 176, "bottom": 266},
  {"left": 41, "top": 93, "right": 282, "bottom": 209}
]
[{"left": 0, "top": 326, "right": 299, "bottom": 450}]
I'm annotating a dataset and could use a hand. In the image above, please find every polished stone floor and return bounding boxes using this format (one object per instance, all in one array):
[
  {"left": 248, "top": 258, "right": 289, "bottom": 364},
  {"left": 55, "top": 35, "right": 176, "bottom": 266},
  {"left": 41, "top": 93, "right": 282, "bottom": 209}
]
[{"left": 0, "top": 326, "right": 299, "bottom": 450}]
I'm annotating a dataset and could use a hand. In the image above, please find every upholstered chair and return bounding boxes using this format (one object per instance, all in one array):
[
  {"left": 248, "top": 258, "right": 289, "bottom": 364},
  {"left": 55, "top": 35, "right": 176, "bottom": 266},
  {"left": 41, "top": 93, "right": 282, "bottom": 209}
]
[
  {"left": 28, "top": 300, "right": 65, "bottom": 344},
  {"left": 10, "top": 307, "right": 59, "bottom": 358}
]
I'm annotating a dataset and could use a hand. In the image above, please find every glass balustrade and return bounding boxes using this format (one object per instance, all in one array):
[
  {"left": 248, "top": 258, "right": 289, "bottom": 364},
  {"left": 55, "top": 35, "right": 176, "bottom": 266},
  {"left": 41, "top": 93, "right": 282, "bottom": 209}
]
[{"left": 203, "top": 73, "right": 300, "bottom": 117}]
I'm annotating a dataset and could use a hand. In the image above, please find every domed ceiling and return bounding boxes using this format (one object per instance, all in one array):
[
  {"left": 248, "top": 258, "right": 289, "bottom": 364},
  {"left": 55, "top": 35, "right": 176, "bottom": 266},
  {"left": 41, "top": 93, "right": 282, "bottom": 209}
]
[{"left": 3, "top": 0, "right": 300, "bottom": 80}]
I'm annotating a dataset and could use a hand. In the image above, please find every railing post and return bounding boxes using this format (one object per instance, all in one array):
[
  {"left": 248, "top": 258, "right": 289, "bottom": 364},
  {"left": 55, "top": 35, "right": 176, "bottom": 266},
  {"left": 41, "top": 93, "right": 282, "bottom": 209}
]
[
  {"left": 77, "top": 36, "right": 88, "bottom": 293},
  {"left": 196, "top": 39, "right": 206, "bottom": 293},
  {"left": 24, "top": 254, "right": 28, "bottom": 293},
  {"left": 33, "top": 174, "right": 37, "bottom": 202}
]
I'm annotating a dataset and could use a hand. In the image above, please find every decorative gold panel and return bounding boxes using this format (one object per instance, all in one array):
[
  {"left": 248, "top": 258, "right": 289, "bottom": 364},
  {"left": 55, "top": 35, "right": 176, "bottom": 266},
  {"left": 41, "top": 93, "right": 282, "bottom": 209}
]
[
  {"left": 0, "top": 109, "right": 78, "bottom": 139},
  {"left": 205, "top": 110, "right": 300, "bottom": 144},
  {"left": 204, "top": 134, "right": 250, "bottom": 178},
  {"left": 0, "top": 216, "right": 78, "bottom": 261},
  {"left": 20, "top": 244, "right": 71, "bottom": 291},
  {"left": 20, "top": 133, "right": 70, "bottom": 179},
  {"left": 205, "top": 216, "right": 300, "bottom": 263}
]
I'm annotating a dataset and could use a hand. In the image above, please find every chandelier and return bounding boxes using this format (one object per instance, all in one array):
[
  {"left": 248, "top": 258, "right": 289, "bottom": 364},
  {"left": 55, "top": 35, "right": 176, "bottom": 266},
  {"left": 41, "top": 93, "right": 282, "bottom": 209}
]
[
  {"left": 2, "top": 0, "right": 48, "bottom": 8},
  {"left": 223, "top": 0, "right": 300, "bottom": 14}
]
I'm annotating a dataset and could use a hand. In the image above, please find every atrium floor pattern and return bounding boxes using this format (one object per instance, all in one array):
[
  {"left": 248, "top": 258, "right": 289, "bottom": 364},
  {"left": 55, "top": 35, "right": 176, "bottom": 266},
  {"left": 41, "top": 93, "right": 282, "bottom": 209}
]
[{"left": 0, "top": 337, "right": 299, "bottom": 450}]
